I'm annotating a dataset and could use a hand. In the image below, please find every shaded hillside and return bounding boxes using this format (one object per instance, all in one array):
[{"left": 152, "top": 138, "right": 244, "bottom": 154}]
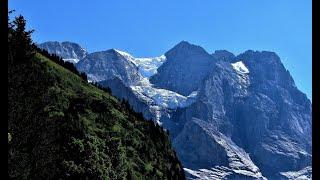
[{"left": 8, "top": 15, "right": 185, "bottom": 180}]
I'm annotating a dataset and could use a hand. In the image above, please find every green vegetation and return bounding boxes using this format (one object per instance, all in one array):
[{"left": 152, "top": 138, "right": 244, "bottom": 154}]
[{"left": 8, "top": 14, "right": 185, "bottom": 179}]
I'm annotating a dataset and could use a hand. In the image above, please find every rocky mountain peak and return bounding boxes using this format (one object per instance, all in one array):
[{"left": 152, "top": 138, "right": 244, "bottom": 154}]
[
  {"left": 165, "top": 41, "right": 209, "bottom": 58},
  {"left": 236, "top": 50, "right": 295, "bottom": 88},
  {"left": 149, "top": 41, "right": 216, "bottom": 96}
]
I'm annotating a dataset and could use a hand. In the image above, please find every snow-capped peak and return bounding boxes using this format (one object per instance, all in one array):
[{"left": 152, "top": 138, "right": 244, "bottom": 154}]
[{"left": 231, "top": 61, "right": 249, "bottom": 74}]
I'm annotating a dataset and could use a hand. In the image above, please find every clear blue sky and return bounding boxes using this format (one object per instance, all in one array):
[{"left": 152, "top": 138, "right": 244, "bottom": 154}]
[{"left": 9, "top": 0, "right": 312, "bottom": 99}]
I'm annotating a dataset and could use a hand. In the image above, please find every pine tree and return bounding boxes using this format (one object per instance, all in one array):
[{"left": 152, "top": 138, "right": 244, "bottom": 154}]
[{"left": 8, "top": 14, "right": 35, "bottom": 63}]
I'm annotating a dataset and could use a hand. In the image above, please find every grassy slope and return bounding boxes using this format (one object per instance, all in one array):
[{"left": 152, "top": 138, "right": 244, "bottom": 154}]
[{"left": 8, "top": 53, "right": 185, "bottom": 179}]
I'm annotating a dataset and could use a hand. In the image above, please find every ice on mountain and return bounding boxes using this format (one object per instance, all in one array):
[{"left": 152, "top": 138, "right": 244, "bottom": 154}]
[
  {"left": 115, "top": 49, "right": 167, "bottom": 78},
  {"left": 133, "top": 55, "right": 167, "bottom": 77},
  {"left": 130, "top": 79, "right": 197, "bottom": 109}
]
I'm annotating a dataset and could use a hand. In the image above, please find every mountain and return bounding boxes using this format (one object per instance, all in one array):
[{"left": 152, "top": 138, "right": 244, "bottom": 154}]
[
  {"left": 9, "top": 29, "right": 186, "bottom": 178},
  {"left": 38, "top": 41, "right": 88, "bottom": 63},
  {"left": 41, "top": 40, "right": 312, "bottom": 179}
]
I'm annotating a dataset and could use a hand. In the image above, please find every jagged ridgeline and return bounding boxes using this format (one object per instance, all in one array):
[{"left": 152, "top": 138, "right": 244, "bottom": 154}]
[{"left": 8, "top": 15, "right": 185, "bottom": 179}]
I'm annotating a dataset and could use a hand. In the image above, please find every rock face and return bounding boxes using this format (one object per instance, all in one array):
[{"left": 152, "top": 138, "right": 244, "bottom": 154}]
[
  {"left": 38, "top": 41, "right": 87, "bottom": 63},
  {"left": 42, "top": 41, "right": 312, "bottom": 179},
  {"left": 234, "top": 51, "right": 312, "bottom": 177},
  {"left": 150, "top": 41, "right": 216, "bottom": 96}
]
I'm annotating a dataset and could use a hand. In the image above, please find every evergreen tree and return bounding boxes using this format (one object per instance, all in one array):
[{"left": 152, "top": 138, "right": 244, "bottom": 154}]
[{"left": 8, "top": 14, "right": 35, "bottom": 63}]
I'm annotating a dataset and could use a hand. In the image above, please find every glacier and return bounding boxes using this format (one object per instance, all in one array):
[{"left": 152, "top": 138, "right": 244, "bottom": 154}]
[
  {"left": 114, "top": 49, "right": 167, "bottom": 77},
  {"left": 114, "top": 49, "right": 198, "bottom": 110}
]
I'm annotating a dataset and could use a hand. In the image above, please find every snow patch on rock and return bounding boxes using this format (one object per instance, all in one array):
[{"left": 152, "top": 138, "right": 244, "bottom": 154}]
[
  {"left": 231, "top": 60, "right": 250, "bottom": 87},
  {"left": 280, "top": 166, "right": 312, "bottom": 180},
  {"left": 231, "top": 61, "right": 249, "bottom": 74},
  {"left": 63, "top": 58, "right": 80, "bottom": 64},
  {"left": 184, "top": 166, "right": 233, "bottom": 180}
]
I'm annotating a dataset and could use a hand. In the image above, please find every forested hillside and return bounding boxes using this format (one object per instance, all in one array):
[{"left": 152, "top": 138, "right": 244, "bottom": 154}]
[{"left": 8, "top": 14, "right": 185, "bottom": 179}]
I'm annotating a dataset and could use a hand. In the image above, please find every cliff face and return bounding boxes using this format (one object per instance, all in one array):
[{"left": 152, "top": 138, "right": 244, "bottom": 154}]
[{"left": 171, "top": 50, "right": 311, "bottom": 179}]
